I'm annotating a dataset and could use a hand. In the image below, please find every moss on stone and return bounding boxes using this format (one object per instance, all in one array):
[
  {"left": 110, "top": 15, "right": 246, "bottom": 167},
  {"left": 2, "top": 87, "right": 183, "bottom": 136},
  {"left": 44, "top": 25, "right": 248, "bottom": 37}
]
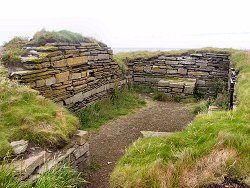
[{"left": 35, "top": 46, "right": 59, "bottom": 52}]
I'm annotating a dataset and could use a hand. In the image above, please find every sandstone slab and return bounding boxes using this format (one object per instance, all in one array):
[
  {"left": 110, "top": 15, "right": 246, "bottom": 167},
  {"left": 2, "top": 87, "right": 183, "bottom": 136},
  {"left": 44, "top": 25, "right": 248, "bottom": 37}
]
[{"left": 10, "top": 140, "right": 28, "bottom": 155}]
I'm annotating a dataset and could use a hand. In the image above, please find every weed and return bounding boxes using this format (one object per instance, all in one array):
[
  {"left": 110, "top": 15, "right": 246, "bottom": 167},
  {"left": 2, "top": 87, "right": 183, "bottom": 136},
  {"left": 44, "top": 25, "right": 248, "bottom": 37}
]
[
  {"left": 153, "top": 91, "right": 171, "bottom": 102},
  {"left": 77, "top": 87, "right": 146, "bottom": 130},
  {"left": 0, "top": 163, "right": 84, "bottom": 188},
  {"left": 35, "top": 165, "right": 84, "bottom": 188},
  {"left": 89, "top": 160, "right": 101, "bottom": 171}
]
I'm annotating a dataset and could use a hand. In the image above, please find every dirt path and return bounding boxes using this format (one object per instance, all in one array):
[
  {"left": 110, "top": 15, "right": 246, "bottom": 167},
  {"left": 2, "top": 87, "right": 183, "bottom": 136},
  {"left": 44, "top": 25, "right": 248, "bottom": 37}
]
[{"left": 84, "top": 97, "right": 194, "bottom": 188}]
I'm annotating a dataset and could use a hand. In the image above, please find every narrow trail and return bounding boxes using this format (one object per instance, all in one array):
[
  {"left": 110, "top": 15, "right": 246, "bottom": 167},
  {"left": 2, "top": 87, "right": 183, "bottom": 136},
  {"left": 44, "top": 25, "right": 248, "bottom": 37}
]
[{"left": 84, "top": 97, "right": 194, "bottom": 188}]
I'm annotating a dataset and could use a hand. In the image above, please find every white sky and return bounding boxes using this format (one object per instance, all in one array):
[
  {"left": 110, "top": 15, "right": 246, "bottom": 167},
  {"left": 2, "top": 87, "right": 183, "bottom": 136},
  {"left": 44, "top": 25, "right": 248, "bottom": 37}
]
[{"left": 1, "top": 0, "right": 250, "bottom": 49}]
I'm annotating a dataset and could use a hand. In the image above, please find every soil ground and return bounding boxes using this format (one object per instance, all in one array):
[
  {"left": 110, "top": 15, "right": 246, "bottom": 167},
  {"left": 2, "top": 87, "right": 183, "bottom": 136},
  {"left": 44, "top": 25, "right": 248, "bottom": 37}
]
[{"left": 84, "top": 97, "right": 194, "bottom": 188}]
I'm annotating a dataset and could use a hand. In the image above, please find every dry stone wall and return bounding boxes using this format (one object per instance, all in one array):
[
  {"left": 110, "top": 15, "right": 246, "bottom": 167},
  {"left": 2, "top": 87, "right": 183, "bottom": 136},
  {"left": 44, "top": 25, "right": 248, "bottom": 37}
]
[
  {"left": 127, "top": 52, "right": 230, "bottom": 97},
  {"left": 9, "top": 42, "right": 126, "bottom": 111},
  {"left": 11, "top": 130, "right": 89, "bottom": 182}
]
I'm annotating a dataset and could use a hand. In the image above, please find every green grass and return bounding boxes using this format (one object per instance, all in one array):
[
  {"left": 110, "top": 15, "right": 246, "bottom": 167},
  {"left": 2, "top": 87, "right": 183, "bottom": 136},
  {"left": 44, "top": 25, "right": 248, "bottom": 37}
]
[
  {"left": 34, "top": 165, "right": 84, "bottom": 187},
  {"left": 113, "top": 54, "right": 128, "bottom": 74},
  {"left": 191, "top": 99, "right": 210, "bottom": 115},
  {"left": 0, "top": 65, "right": 79, "bottom": 158},
  {"left": 1, "top": 37, "right": 29, "bottom": 65},
  {"left": 77, "top": 86, "right": 146, "bottom": 130},
  {"left": 110, "top": 49, "right": 250, "bottom": 187},
  {"left": 0, "top": 163, "right": 84, "bottom": 188},
  {"left": 28, "top": 29, "right": 92, "bottom": 46}
]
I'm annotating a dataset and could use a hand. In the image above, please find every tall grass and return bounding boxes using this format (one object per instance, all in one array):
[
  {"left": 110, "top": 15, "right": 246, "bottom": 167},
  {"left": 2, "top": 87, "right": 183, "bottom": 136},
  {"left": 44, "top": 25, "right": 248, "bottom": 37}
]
[
  {"left": 110, "top": 49, "right": 250, "bottom": 187},
  {"left": 0, "top": 66, "right": 79, "bottom": 158},
  {"left": 1, "top": 37, "right": 28, "bottom": 65},
  {"left": 0, "top": 163, "right": 83, "bottom": 188},
  {"left": 28, "top": 29, "right": 97, "bottom": 46},
  {"left": 35, "top": 165, "right": 84, "bottom": 188},
  {"left": 77, "top": 87, "right": 146, "bottom": 130}
]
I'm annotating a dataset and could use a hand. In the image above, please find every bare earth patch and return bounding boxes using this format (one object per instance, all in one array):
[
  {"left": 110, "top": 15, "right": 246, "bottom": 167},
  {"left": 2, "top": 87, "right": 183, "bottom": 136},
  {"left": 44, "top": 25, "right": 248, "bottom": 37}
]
[{"left": 84, "top": 97, "right": 194, "bottom": 188}]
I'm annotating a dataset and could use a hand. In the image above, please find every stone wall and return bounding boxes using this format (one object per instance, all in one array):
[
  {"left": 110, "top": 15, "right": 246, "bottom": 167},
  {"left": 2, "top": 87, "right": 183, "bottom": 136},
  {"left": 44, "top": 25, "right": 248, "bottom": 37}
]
[
  {"left": 11, "top": 130, "right": 89, "bottom": 182},
  {"left": 127, "top": 52, "right": 230, "bottom": 97},
  {"left": 9, "top": 42, "right": 126, "bottom": 111}
]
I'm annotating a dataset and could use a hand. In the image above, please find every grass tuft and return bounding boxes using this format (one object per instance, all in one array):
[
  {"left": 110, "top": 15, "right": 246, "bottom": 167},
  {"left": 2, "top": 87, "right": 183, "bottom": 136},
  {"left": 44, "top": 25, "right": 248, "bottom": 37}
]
[
  {"left": 0, "top": 66, "right": 79, "bottom": 158},
  {"left": 77, "top": 86, "right": 146, "bottom": 130},
  {"left": 0, "top": 163, "right": 84, "bottom": 188},
  {"left": 28, "top": 29, "right": 90, "bottom": 46}
]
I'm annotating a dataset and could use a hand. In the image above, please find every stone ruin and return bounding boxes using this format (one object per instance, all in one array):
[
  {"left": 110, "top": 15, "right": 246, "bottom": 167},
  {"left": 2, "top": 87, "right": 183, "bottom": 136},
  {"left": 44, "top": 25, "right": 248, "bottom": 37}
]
[
  {"left": 10, "top": 130, "right": 89, "bottom": 182},
  {"left": 9, "top": 42, "right": 127, "bottom": 111},
  {"left": 5, "top": 45, "right": 236, "bottom": 183},
  {"left": 7, "top": 45, "right": 233, "bottom": 108},
  {"left": 127, "top": 52, "right": 231, "bottom": 98}
]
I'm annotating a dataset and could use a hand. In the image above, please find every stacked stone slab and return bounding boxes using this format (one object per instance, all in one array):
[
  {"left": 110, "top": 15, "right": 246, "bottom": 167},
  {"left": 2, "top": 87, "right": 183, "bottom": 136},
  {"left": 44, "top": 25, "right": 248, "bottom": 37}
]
[
  {"left": 127, "top": 52, "right": 230, "bottom": 97},
  {"left": 9, "top": 42, "right": 126, "bottom": 111},
  {"left": 11, "top": 130, "right": 89, "bottom": 181},
  {"left": 158, "top": 78, "right": 196, "bottom": 98}
]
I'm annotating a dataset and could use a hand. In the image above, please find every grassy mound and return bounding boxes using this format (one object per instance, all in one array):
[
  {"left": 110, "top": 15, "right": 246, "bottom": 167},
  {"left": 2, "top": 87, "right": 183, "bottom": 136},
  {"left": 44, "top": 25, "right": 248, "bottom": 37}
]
[
  {"left": 110, "top": 49, "right": 250, "bottom": 187},
  {"left": 78, "top": 87, "right": 146, "bottom": 130},
  {"left": 1, "top": 37, "right": 29, "bottom": 65},
  {"left": 0, "top": 65, "right": 79, "bottom": 158},
  {"left": 28, "top": 29, "right": 95, "bottom": 46},
  {"left": 0, "top": 29, "right": 101, "bottom": 65}
]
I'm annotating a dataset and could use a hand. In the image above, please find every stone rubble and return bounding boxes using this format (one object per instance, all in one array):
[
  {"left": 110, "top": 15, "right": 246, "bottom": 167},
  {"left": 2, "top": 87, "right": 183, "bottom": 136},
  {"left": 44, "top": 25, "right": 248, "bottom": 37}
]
[
  {"left": 9, "top": 130, "right": 89, "bottom": 182},
  {"left": 10, "top": 140, "right": 29, "bottom": 155},
  {"left": 140, "top": 131, "right": 174, "bottom": 137}
]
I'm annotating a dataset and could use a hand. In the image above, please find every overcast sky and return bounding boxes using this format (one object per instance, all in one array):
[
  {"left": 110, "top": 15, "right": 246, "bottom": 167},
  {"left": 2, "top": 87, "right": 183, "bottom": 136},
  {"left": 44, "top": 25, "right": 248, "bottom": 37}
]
[{"left": 1, "top": 0, "right": 250, "bottom": 49}]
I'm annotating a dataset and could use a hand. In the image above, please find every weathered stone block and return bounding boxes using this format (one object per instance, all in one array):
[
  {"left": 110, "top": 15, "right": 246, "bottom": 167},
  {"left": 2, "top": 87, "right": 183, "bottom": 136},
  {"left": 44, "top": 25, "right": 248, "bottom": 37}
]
[
  {"left": 134, "top": 77, "right": 145, "bottom": 82},
  {"left": 141, "top": 131, "right": 173, "bottom": 137},
  {"left": 67, "top": 56, "right": 88, "bottom": 66},
  {"left": 74, "top": 84, "right": 87, "bottom": 91},
  {"left": 14, "top": 151, "right": 49, "bottom": 179},
  {"left": 197, "top": 80, "right": 206, "bottom": 86},
  {"left": 188, "top": 71, "right": 209, "bottom": 76},
  {"left": 172, "top": 88, "right": 183, "bottom": 93},
  {"left": 184, "top": 85, "right": 195, "bottom": 94},
  {"left": 83, "top": 91, "right": 92, "bottom": 99},
  {"left": 55, "top": 71, "right": 69, "bottom": 83},
  {"left": 72, "top": 92, "right": 84, "bottom": 103},
  {"left": 74, "top": 130, "right": 88, "bottom": 145},
  {"left": 167, "top": 69, "right": 178, "bottom": 74},
  {"left": 169, "top": 82, "right": 184, "bottom": 88},
  {"left": 45, "top": 77, "right": 56, "bottom": 86},
  {"left": 81, "top": 71, "right": 87, "bottom": 77},
  {"left": 64, "top": 97, "right": 73, "bottom": 105},
  {"left": 145, "top": 77, "right": 161, "bottom": 83},
  {"left": 37, "top": 148, "right": 74, "bottom": 174},
  {"left": 70, "top": 73, "right": 82, "bottom": 80},
  {"left": 10, "top": 140, "right": 28, "bottom": 155},
  {"left": 134, "top": 66, "right": 144, "bottom": 72},
  {"left": 158, "top": 79, "right": 170, "bottom": 87},
  {"left": 73, "top": 143, "right": 89, "bottom": 159},
  {"left": 178, "top": 68, "right": 187, "bottom": 75},
  {"left": 51, "top": 55, "right": 64, "bottom": 62},
  {"left": 143, "top": 66, "right": 151, "bottom": 73},
  {"left": 53, "top": 59, "right": 67, "bottom": 67},
  {"left": 97, "top": 54, "right": 109, "bottom": 60},
  {"left": 36, "top": 79, "right": 46, "bottom": 87}
]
